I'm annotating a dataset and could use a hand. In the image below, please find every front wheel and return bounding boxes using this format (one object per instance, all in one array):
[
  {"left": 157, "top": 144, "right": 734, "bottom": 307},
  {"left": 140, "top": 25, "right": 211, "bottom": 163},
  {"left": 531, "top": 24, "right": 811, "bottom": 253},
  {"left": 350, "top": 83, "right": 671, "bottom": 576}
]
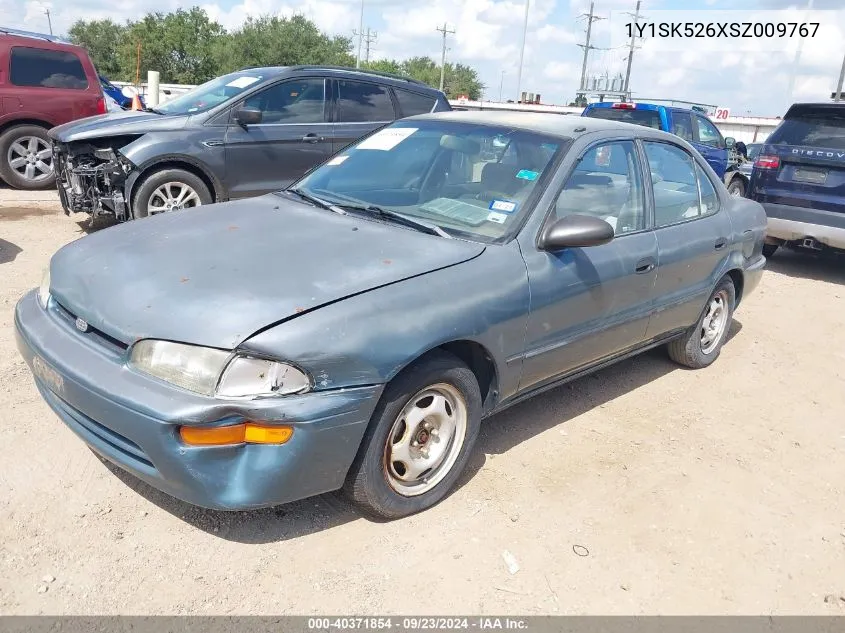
[
  {"left": 132, "top": 168, "right": 212, "bottom": 219},
  {"left": 345, "top": 351, "right": 482, "bottom": 519},
  {"left": 667, "top": 276, "right": 735, "bottom": 369}
]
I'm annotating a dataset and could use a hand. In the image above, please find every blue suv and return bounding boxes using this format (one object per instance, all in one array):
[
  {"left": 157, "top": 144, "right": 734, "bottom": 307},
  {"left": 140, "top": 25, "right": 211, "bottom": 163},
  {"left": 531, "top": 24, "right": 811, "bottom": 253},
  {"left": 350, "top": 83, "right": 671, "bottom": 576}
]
[
  {"left": 582, "top": 102, "right": 734, "bottom": 179},
  {"left": 749, "top": 103, "right": 845, "bottom": 258}
]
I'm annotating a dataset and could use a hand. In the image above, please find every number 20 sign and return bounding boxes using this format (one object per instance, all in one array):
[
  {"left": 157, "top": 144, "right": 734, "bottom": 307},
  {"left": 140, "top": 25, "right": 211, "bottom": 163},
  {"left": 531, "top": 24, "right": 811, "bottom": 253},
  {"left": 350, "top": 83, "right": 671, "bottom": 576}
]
[{"left": 714, "top": 107, "right": 731, "bottom": 121}]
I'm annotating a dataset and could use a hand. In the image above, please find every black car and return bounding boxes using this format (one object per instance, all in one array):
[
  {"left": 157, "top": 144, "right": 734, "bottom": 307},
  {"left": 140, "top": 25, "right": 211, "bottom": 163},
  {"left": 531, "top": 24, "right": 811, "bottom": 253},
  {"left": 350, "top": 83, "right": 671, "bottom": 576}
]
[
  {"left": 48, "top": 65, "right": 451, "bottom": 221},
  {"left": 749, "top": 103, "right": 845, "bottom": 258}
]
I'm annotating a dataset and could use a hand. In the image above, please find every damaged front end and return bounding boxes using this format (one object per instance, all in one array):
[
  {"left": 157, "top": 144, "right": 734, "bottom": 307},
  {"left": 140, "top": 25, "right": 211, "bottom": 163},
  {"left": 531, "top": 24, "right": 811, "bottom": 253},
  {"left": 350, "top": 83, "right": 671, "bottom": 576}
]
[{"left": 53, "top": 136, "right": 140, "bottom": 222}]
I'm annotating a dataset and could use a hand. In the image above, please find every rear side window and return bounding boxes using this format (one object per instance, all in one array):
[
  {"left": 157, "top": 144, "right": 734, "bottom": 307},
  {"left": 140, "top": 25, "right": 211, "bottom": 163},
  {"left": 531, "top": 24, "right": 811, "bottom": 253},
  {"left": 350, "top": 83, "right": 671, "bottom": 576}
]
[
  {"left": 671, "top": 111, "right": 693, "bottom": 141},
  {"left": 394, "top": 89, "right": 436, "bottom": 117},
  {"left": 768, "top": 114, "right": 845, "bottom": 150},
  {"left": 583, "top": 107, "right": 661, "bottom": 130},
  {"left": 337, "top": 80, "right": 396, "bottom": 123},
  {"left": 644, "top": 141, "right": 718, "bottom": 227},
  {"left": 10, "top": 47, "right": 89, "bottom": 90}
]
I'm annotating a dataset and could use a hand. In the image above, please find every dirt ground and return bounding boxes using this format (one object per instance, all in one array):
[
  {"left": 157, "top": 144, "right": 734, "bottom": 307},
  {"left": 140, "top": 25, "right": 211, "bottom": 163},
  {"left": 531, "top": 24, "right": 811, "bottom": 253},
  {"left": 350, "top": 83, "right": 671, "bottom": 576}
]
[{"left": 1, "top": 188, "right": 844, "bottom": 616}]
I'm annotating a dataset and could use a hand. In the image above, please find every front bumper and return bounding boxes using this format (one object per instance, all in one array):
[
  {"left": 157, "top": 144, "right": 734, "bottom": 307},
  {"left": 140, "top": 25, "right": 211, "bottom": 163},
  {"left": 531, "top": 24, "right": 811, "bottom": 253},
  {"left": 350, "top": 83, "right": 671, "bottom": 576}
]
[
  {"left": 53, "top": 144, "right": 131, "bottom": 220},
  {"left": 14, "top": 290, "right": 383, "bottom": 510},
  {"left": 763, "top": 203, "right": 845, "bottom": 251}
]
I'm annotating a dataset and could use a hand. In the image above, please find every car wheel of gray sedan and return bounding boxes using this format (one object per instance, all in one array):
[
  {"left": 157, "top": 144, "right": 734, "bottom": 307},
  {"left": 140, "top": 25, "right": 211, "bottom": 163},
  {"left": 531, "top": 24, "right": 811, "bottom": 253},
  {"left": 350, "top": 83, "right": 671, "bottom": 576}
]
[
  {"left": 132, "top": 168, "right": 212, "bottom": 219},
  {"left": 0, "top": 125, "right": 55, "bottom": 191},
  {"left": 667, "top": 276, "right": 735, "bottom": 369},
  {"left": 345, "top": 351, "right": 482, "bottom": 519},
  {"left": 727, "top": 177, "right": 746, "bottom": 197}
]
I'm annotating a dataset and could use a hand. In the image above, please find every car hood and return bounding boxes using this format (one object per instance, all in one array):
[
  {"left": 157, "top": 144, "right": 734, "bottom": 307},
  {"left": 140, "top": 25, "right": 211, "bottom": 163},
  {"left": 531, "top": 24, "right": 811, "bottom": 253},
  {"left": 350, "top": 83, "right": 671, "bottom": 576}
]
[
  {"left": 49, "top": 111, "right": 188, "bottom": 142},
  {"left": 49, "top": 195, "right": 485, "bottom": 350}
]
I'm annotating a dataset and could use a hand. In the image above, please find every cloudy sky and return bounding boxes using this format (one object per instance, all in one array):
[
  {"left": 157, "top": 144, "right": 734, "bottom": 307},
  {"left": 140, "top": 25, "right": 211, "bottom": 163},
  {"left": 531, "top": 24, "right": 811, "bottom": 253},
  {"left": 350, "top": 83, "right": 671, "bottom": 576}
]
[{"left": 3, "top": 0, "right": 844, "bottom": 116}]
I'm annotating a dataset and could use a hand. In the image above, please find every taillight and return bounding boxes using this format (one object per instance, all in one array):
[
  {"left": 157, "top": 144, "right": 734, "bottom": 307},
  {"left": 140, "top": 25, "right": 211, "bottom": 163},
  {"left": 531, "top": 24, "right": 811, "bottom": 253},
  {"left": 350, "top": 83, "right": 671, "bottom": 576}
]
[
  {"left": 754, "top": 155, "right": 780, "bottom": 169},
  {"left": 95, "top": 96, "right": 107, "bottom": 115}
]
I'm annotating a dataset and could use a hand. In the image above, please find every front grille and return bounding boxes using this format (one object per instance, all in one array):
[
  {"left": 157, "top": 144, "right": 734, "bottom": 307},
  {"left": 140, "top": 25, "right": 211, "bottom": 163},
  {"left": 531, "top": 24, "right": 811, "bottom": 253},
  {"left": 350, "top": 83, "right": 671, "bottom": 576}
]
[{"left": 52, "top": 299, "right": 128, "bottom": 353}]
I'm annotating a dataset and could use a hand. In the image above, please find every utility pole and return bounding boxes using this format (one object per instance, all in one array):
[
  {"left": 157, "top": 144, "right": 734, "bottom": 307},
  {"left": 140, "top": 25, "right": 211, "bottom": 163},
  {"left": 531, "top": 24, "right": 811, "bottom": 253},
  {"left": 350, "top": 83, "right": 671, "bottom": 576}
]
[
  {"left": 363, "top": 28, "right": 377, "bottom": 65},
  {"left": 515, "top": 0, "right": 529, "bottom": 101},
  {"left": 499, "top": 70, "right": 506, "bottom": 102},
  {"left": 355, "top": 0, "right": 364, "bottom": 68},
  {"left": 577, "top": 2, "right": 603, "bottom": 95},
  {"left": 622, "top": 0, "right": 643, "bottom": 98},
  {"left": 44, "top": 7, "right": 52, "bottom": 35},
  {"left": 787, "top": 0, "right": 813, "bottom": 102},
  {"left": 436, "top": 23, "right": 455, "bottom": 93},
  {"left": 835, "top": 52, "right": 845, "bottom": 102}
]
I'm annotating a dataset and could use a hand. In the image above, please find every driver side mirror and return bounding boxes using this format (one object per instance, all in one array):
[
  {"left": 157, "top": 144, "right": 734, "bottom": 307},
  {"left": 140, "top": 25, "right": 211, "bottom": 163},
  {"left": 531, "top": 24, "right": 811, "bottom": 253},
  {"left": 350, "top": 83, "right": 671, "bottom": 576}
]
[
  {"left": 234, "top": 107, "right": 262, "bottom": 126},
  {"left": 539, "top": 214, "right": 614, "bottom": 251},
  {"left": 724, "top": 136, "right": 736, "bottom": 149}
]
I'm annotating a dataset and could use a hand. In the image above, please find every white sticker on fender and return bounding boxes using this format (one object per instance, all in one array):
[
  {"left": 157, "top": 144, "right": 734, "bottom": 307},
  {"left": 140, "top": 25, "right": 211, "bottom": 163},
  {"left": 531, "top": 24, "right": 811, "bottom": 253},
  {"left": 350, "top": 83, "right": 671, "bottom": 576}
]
[{"left": 356, "top": 128, "right": 418, "bottom": 151}]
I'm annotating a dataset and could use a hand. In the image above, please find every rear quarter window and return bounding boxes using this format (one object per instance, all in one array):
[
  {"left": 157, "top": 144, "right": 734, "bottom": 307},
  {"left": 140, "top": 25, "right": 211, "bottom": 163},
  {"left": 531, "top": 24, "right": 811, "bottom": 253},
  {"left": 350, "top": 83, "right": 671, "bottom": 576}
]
[
  {"left": 583, "top": 107, "right": 662, "bottom": 130},
  {"left": 10, "top": 46, "right": 89, "bottom": 90},
  {"left": 769, "top": 115, "right": 845, "bottom": 150},
  {"left": 395, "top": 89, "right": 437, "bottom": 117}
]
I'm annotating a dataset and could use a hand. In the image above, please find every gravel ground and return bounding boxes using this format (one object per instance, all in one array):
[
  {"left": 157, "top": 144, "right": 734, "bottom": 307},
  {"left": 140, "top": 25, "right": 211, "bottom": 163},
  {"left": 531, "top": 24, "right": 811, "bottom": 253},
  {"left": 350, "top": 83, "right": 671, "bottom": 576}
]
[{"left": 1, "top": 188, "right": 844, "bottom": 615}]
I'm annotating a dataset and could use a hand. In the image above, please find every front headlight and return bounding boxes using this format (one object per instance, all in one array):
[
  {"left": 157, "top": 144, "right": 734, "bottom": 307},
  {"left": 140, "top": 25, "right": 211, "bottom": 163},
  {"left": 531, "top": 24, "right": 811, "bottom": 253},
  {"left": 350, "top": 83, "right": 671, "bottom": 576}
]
[
  {"left": 38, "top": 267, "right": 50, "bottom": 309},
  {"left": 129, "top": 339, "right": 310, "bottom": 398}
]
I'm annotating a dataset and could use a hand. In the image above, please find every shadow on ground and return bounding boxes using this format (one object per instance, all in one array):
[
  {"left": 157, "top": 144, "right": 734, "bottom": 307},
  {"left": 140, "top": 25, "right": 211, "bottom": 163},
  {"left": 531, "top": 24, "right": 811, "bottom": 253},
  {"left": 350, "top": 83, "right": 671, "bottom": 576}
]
[
  {"left": 0, "top": 238, "right": 22, "bottom": 264},
  {"left": 96, "top": 319, "right": 744, "bottom": 544},
  {"left": 767, "top": 248, "right": 845, "bottom": 286}
]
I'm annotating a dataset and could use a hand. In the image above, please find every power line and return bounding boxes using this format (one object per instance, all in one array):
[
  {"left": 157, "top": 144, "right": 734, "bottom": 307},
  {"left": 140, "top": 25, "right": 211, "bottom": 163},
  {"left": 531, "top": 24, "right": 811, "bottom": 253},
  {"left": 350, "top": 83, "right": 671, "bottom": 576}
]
[
  {"left": 436, "top": 22, "right": 455, "bottom": 92},
  {"left": 363, "top": 28, "right": 377, "bottom": 64},
  {"left": 577, "top": 1, "right": 604, "bottom": 93},
  {"left": 622, "top": 0, "right": 643, "bottom": 97}
]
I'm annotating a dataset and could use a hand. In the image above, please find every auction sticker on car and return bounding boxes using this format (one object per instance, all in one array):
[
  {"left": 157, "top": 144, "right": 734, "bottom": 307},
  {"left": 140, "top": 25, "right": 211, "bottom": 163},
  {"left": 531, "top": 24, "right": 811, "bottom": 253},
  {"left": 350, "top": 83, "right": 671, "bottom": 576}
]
[
  {"left": 357, "top": 128, "right": 418, "bottom": 151},
  {"left": 226, "top": 76, "right": 261, "bottom": 89},
  {"left": 489, "top": 199, "right": 517, "bottom": 213},
  {"left": 32, "top": 356, "right": 64, "bottom": 395},
  {"left": 487, "top": 211, "right": 508, "bottom": 224}
]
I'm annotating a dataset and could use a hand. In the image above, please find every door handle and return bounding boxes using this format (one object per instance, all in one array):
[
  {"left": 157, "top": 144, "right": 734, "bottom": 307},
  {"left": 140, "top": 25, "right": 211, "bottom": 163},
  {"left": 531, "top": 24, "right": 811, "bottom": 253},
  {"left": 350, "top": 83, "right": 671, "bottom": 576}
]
[
  {"left": 635, "top": 257, "right": 656, "bottom": 274},
  {"left": 714, "top": 237, "right": 728, "bottom": 250},
  {"left": 301, "top": 133, "right": 324, "bottom": 143}
]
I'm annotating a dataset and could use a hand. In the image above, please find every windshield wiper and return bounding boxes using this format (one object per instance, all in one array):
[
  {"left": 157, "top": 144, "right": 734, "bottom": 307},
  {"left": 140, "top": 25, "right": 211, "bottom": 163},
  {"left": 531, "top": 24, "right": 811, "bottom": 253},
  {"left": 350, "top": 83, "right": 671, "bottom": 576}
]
[
  {"left": 140, "top": 106, "right": 164, "bottom": 114},
  {"left": 286, "top": 188, "right": 347, "bottom": 215},
  {"left": 338, "top": 203, "right": 451, "bottom": 238}
]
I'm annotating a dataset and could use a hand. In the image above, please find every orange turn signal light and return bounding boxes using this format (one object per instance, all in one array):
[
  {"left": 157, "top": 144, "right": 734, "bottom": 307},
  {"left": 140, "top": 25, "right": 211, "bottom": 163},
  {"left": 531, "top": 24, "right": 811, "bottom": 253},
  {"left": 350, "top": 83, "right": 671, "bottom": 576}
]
[{"left": 179, "top": 423, "right": 293, "bottom": 446}]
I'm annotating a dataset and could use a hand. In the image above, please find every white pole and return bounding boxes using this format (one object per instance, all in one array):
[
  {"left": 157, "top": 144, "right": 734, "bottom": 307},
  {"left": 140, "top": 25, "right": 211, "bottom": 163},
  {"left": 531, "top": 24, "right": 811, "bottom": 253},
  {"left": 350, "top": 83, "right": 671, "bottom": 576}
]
[
  {"left": 147, "top": 70, "right": 160, "bottom": 107},
  {"left": 356, "top": 0, "right": 364, "bottom": 68},
  {"left": 835, "top": 53, "right": 845, "bottom": 102},
  {"left": 515, "top": 0, "right": 529, "bottom": 101},
  {"left": 787, "top": 0, "right": 813, "bottom": 102}
]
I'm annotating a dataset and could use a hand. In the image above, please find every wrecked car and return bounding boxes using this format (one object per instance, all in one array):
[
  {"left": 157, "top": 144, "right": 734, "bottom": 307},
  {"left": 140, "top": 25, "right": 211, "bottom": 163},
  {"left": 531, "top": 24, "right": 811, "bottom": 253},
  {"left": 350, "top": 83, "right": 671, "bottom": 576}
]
[
  {"left": 18, "top": 113, "right": 766, "bottom": 519},
  {"left": 49, "top": 66, "right": 451, "bottom": 221}
]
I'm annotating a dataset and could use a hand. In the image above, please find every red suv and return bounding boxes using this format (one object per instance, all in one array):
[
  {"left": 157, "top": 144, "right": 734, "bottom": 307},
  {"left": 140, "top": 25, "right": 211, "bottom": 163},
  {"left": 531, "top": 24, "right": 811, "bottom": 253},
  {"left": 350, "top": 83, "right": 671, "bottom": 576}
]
[{"left": 0, "top": 28, "right": 106, "bottom": 190}]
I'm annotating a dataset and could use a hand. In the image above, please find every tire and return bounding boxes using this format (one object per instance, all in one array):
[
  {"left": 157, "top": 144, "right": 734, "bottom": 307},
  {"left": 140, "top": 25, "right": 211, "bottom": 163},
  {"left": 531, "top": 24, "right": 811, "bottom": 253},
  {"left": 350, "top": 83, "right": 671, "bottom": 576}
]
[
  {"left": 0, "top": 125, "right": 55, "bottom": 190},
  {"left": 667, "top": 276, "right": 735, "bottom": 369},
  {"left": 131, "top": 168, "right": 212, "bottom": 219},
  {"left": 762, "top": 244, "right": 778, "bottom": 258},
  {"left": 345, "top": 350, "right": 482, "bottom": 520},
  {"left": 727, "top": 177, "right": 746, "bottom": 197}
]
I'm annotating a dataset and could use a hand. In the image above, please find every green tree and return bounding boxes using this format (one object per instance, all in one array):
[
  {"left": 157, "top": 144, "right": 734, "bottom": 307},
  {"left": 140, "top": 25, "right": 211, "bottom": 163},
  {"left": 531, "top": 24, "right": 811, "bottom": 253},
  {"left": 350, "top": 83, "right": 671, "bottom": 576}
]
[
  {"left": 68, "top": 19, "right": 127, "bottom": 78},
  {"left": 443, "top": 62, "right": 483, "bottom": 100}
]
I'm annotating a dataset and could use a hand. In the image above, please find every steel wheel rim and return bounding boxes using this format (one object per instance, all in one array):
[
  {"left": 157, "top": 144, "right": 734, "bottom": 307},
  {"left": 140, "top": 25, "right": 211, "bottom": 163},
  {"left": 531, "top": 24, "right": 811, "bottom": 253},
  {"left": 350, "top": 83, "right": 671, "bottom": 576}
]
[
  {"left": 147, "top": 182, "right": 202, "bottom": 214},
  {"left": 701, "top": 290, "right": 729, "bottom": 355},
  {"left": 7, "top": 136, "right": 53, "bottom": 183},
  {"left": 383, "top": 383, "right": 468, "bottom": 497}
]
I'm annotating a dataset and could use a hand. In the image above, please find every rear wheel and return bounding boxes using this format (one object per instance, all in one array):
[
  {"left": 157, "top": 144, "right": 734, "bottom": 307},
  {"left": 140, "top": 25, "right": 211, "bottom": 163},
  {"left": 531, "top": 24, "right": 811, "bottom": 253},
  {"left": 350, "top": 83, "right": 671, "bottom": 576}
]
[
  {"left": 345, "top": 351, "right": 482, "bottom": 519},
  {"left": 0, "top": 125, "right": 55, "bottom": 190},
  {"left": 762, "top": 244, "right": 778, "bottom": 258},
  {"left": 132, "top": 168, "right": 212, "bottom": 219},
  {"left": 667, "top": 276, "right": 735, "bottom": 369},
  {"left": 727, "top": 177, "right": 746, "bottom": 197}
]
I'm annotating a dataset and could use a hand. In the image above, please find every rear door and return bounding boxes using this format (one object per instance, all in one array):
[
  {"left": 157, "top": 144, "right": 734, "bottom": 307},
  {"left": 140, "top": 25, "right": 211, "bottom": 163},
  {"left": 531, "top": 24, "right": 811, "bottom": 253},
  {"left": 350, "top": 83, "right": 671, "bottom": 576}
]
[
  {"left": 691, "top": 113, "right": 729, "bottom": 177},
  {"left": 751, "top": 105, "right": 845, "bottom": 213},
  {"left": 224, "top": 77, "right": 333, "bottom": 198},
  {"left": 331, "top": 79, "right": 398, "bottom": 153}
]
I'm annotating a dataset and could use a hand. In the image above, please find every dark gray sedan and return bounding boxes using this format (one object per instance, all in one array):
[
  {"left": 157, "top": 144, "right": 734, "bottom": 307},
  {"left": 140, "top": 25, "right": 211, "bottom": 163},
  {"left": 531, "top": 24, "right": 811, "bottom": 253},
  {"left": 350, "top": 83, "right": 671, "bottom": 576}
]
[{"left": 15, "top": 112, "right": 767, "bottom": 519}]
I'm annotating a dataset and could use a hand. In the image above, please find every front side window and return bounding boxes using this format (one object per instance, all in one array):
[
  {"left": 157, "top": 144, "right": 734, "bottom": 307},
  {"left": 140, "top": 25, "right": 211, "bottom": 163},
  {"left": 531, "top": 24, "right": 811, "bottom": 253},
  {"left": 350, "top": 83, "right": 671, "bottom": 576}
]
[
  {"left": 552, "top": 141, "right": 645, "bottom": 236},
  {"left": 337, "top": 80, "right": 395, "bottom": 123},
  {"left": 242, "top": 79, "right": 326, "bottom": 124},
  {"left": 292, "top": 121, "right": 565, "bottom": 242},
  {"left": 10, "top": 47, "right": 88, "bottom": 90},
  {"left": 644, "top": 141, "right": 718, "bottom": 227},
  {"left": 671, "top": 111, "right": 693, "bottom": 141},
  {"left": 695, "top": 115, "right": 723, "bottom": 147}
]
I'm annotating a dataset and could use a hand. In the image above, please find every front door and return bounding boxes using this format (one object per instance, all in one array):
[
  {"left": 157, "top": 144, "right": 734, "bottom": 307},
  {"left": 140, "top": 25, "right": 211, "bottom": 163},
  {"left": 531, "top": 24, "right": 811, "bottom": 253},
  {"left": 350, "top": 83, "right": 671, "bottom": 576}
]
[
  {"left": 692, "top": 113, "right": 729, "bottom": 178},
  {"left": 517, "top": 139, "right": 658, "bottom": 392},
  {"left": 331, "top": 79, "right": 398, "bottom": 153},
  {"left": 641, "top": 140, "right": 734, "bottom": 338},
  {"left": 224, "top": 77, "right": 333, "bottom": 199}
]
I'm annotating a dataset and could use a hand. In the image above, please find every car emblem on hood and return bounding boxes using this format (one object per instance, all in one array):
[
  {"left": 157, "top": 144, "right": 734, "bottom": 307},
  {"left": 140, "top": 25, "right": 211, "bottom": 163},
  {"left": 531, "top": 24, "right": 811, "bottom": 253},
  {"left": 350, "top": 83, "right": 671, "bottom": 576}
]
[{"left": 75, "top": 317, "right": 89, "bottom": 332}]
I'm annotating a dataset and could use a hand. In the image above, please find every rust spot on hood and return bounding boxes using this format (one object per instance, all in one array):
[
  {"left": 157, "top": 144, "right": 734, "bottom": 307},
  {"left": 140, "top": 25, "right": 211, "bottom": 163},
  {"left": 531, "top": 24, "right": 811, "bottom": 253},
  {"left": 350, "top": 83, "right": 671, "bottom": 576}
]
[
  {"left": 383, "top": 259, "right": 392, "bottom": 265},
  {"left": 180, "top": 277, "right": 190, "bottom": 283},
  {"left": 295, "top": 307, "right": 305, "bottom": 313},
  {"left": 228, "top": 225, "right": 239, "bottom": 231}
]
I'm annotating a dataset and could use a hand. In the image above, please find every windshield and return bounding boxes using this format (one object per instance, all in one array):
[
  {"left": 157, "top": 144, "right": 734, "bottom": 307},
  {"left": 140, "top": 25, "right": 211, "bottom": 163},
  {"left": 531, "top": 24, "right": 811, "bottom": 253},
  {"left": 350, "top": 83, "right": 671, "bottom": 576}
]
[
  {"left": 769, "top": 113, "right": 845, "bottom": 150},
  {"left": 583, "top": 107, "right": 662, "bottom": 130},
  {"left": 292, "top": 120, "right": 566, "bottom": 243},
  {"left": 156, "top": 71, "right": 266, "bottom": 115}
]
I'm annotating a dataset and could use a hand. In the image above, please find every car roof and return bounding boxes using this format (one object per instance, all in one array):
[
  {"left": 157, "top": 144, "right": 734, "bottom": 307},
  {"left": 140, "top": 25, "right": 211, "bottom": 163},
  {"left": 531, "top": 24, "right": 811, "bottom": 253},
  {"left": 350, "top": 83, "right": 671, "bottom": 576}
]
[
  {"left": 235, "top": 65, "right": 441, "bottom": 93},
  {"left": 0, "top": 28, "right": 87, "bottom": 52},
  {"left": 412, "top": 109, "right": 678, "bottom": 139},
  {"left": 783, "top": 102, "right": 845, "bottom": 118}
]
